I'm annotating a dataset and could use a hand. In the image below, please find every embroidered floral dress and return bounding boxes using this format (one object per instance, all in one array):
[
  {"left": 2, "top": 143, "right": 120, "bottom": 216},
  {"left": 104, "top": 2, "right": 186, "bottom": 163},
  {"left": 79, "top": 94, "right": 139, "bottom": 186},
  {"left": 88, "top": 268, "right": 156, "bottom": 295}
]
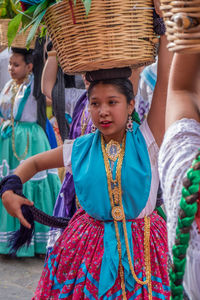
[
  {"left": 34, "top": 120, "right": 170, "bottom": 299},
  {"left": 0, "top": 75, "right": 61, "bottom": 257}
]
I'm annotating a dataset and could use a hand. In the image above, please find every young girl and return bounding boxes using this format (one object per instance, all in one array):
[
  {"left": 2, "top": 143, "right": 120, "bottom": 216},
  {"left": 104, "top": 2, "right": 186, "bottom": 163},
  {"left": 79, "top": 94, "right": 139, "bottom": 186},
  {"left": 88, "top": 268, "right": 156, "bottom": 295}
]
[
  {"left": 1, "top": 37, "right": 171, "bottom": 299},
  {"left": 0, "top": 48, "right": 61, "bottom": 257}
]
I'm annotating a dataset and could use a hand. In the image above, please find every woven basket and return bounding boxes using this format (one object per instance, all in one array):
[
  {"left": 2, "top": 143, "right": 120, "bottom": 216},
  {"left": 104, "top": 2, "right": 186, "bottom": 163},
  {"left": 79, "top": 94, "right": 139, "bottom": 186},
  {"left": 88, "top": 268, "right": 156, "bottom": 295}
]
[
  {"left": 0, "top": 18, "right": 36, "bottom": 49},
  {"left": 45, "top": 0, "right": 157, "bottom": 74},
  {"left": 161, "top": 0, "right": 200, "bottom": 53}
]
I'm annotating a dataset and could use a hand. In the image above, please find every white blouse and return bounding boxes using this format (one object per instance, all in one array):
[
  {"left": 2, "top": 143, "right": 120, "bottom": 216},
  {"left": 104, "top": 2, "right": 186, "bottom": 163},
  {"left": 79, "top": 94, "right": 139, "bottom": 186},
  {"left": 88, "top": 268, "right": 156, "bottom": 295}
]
[
  {"left": 63, "top": 120, "right": 160, "bottom": 219},
  {"left": 158, "top": 118, "right": 200, "bottom": 300}
]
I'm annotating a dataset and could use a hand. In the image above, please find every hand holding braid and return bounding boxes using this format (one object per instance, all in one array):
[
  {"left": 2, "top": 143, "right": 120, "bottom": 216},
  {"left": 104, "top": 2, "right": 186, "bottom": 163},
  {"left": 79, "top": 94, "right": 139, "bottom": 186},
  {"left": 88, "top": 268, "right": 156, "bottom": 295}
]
[
  {"left": 170, "top": 149, "right": 200, "bottom": 299},
  {"left": 0, "top": 175, "right": 70, "bottom": 255},
  {"left": 0, "top": 175, "right": 34, "bottom": 229}
]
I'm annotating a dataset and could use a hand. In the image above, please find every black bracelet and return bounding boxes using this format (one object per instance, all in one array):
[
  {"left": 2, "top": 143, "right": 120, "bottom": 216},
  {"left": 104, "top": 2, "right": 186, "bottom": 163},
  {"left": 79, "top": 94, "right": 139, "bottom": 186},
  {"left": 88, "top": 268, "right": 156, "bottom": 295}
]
[{"left": 0, "top": 175, "right": 23, "bottom": 198}]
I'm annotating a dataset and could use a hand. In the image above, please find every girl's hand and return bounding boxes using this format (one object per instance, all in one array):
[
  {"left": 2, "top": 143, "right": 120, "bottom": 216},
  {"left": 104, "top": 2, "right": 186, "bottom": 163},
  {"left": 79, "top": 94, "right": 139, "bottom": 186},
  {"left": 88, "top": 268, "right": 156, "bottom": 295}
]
[
  {"left": 153, "top": 0, "right": 162, "bottom": 17},
  {"left": 2, "top": 191, "right": 34, "bottom": 229}
]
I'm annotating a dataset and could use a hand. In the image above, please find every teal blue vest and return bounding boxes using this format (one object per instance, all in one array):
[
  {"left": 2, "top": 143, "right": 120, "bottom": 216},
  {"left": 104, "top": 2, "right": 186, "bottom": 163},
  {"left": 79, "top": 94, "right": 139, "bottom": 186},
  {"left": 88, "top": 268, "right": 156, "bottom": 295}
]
[{"left": 72, "top": 122, "right": 151, "bottom": 297}]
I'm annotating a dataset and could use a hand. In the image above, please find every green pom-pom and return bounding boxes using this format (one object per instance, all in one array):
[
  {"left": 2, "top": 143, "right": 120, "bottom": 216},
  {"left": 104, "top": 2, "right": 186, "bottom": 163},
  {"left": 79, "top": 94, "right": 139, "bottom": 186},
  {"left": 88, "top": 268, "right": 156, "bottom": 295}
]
[
  {"left": 173, "top": 256, "right": 186, "bottom": 272},
  {"left": 188, "top": 170, "right": 200, "bottom": 183},
  {"left": 180, "top": 197, "right": 198, "bottom": 217},
  {"left": 182, "top": 188, "right": 190, "bottom": 197},
  {"left": 178, "top": 216, "right": 195, "bottom": 228},
  {"left": 170, "top": 280, "right": 184, "bottom": 296},
  {"left": 188, "top": 183, "right": 199, "bottom": 194},
  {"left": 179, "top": 233, "right": 190, "bottom": 244},
  {"left": 173, "top": 295, "right": 183, "bottom": 300},
  {"left": 172, "top": 244, "right": 188, "bottom": 256},
  {"left": 169, "top": 269, "right": 184, "bottom": 282}
]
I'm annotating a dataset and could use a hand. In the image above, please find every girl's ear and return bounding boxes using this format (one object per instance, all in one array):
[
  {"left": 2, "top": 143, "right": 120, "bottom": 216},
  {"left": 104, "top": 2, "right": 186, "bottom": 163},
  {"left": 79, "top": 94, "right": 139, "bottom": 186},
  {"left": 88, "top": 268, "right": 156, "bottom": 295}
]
[
  {"left": 27, "top": 63, "right": 33, "bottom": 74},
  {"left": 128, "top": 99, "right": 135, "bottom": 115}
]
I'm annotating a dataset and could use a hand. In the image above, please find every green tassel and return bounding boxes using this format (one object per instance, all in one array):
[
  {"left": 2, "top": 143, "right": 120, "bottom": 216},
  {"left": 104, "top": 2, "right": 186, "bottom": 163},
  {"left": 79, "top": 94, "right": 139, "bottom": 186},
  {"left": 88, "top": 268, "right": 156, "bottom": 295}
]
[{"left": 132, "top": 110, "right": 141, "bottom": 125}]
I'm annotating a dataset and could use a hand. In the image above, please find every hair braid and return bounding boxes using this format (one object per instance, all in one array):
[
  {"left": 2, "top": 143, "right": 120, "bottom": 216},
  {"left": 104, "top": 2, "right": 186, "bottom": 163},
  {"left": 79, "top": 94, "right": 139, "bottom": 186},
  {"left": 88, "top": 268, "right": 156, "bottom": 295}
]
[{"left": 170, "top": 149, "right": 200, "bottom": 299}]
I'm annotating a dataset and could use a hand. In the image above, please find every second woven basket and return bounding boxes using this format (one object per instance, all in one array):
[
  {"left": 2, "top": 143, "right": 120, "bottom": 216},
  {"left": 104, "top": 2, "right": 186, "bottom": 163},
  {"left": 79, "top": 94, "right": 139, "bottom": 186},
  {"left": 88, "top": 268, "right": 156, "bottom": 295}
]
[
  {"left": 161, "top": 0, "right": 200, "bottom": 53},
  {"left": 0, "top": 19, "right": 36, "bottom": 49}
]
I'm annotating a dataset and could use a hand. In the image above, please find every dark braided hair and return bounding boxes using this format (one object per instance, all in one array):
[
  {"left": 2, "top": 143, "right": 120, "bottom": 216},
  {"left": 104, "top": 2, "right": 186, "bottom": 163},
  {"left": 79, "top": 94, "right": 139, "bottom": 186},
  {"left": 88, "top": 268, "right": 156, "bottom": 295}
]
[
  {"left": 51, "top": 66, "right": 70, "bottom": 141},
  {"left": 87, "top": 78, "right": 141, "bottom": 124},
  {"left": 32, "top": 37, "right": 47, "bottom": 131},
  {"left": 170, "top": 149, "right": 200, "bottom": 299}
]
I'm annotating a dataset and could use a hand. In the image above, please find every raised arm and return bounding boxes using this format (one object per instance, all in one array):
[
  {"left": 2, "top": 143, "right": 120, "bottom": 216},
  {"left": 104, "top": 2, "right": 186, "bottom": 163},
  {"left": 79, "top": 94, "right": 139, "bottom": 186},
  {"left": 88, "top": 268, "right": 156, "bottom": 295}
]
[
  {"left": 41, "top": 51, "right": 58, "bottom": 99},
  {"left": 166, "top": 53, "right": 200, "bottom": 129},
  {"left": 147, "top": 35, "right": 173, "bottom": 146},
  {"left": 1, "top": 146, "right": 64, "bottom": 228}
]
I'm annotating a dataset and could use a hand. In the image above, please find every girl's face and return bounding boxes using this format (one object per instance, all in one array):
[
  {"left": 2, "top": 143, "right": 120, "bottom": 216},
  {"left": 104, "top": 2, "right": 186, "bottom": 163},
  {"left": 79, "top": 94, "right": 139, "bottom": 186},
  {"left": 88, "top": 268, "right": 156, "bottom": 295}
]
[
  {"left": 8, "top": 53, "right": 32, "bottom": 84},
  {"left": 89, "top": 83, "right": 134, "bottom": 143}
]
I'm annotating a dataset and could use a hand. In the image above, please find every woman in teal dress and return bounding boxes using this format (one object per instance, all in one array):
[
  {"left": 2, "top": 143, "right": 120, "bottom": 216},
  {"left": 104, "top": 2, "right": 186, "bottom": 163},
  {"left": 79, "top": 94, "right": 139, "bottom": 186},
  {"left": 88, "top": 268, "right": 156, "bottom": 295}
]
[{"left": 0, "top": 47, "right": 61, "bottom": 257}]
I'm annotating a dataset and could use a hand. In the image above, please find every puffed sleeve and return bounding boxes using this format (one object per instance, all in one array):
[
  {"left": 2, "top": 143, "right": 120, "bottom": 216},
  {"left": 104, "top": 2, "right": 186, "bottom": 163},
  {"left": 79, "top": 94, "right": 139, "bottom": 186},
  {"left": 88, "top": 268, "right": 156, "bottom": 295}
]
[{"left": 63, "top": 139, "right": 74, "bottom": 174}]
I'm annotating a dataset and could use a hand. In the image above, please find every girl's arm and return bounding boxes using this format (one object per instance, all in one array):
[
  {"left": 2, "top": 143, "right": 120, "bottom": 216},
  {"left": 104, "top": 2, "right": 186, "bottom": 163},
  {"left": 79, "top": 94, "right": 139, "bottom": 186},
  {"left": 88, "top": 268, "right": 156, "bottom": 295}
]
[
  {"left": 147, "top": 35, "right": 173, "bottom": 147},
  {"left": 2, "top": 146, "right": 64, "bottom": 228},
  {"left": 166, "top": 53, "right": 200, "bottom": 129},
  {"left": 41, "top": 52, "right": 58, "bottom": 99}
]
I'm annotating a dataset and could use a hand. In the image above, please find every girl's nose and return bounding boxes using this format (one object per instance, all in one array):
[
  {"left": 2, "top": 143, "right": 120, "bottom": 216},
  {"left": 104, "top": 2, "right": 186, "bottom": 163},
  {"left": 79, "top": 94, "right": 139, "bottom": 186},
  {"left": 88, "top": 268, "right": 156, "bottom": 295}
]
[{"left": 99, "top": 105, "right": 109, "bottom": 116}]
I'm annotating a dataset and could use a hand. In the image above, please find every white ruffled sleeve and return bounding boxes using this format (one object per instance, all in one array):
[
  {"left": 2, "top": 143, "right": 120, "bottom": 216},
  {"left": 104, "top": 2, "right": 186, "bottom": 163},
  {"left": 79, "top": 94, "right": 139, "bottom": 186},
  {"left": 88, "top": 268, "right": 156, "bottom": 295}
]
[{"left": 63, "top": 139, "right": 74, "bottom": 174}]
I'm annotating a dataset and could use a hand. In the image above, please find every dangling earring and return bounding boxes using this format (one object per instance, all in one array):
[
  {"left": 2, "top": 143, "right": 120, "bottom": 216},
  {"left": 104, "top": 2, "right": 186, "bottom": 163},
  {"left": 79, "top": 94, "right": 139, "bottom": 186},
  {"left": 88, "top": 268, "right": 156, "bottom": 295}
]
[
  {"left": 126, "top": 115, "right": 133, "bottom": 132},
  {"left": 91, "top": 123, "right": 96, "bottom": 133}
]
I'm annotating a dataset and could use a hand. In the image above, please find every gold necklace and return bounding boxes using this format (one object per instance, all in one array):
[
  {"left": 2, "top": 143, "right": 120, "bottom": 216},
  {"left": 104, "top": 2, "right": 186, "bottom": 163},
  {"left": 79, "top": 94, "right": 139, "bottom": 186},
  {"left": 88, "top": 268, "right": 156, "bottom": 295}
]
[
  {"left": 10, "top": 80, "right": 29, "bottom": 162},
  {"left": 101, "top": 134, "right": 152, "bottom": 300},
  {"left": 106, "top": 139, "right": 122, "bottom": 162}
]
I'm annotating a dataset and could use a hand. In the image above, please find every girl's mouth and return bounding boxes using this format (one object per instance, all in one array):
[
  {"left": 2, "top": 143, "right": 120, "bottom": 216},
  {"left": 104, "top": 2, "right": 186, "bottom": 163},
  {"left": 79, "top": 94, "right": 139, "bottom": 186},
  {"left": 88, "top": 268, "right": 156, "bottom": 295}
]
[{"left": 100, "top": 121, "right": 112, "bottom": 128}]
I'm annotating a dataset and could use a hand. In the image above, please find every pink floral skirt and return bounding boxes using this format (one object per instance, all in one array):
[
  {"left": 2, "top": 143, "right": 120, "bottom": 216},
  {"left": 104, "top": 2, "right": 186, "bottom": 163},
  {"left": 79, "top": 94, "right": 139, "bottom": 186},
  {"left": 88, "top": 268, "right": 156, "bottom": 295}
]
[{"left": 33, "top": 209, "right": 170, "bottom": 299}]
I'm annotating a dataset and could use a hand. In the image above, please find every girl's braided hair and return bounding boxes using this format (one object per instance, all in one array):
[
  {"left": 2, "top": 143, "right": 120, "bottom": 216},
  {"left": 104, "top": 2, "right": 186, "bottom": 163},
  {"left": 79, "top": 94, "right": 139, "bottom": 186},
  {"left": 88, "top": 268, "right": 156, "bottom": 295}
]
[{"left": 170, "top": 149, "right": 200, "bottom": 299}]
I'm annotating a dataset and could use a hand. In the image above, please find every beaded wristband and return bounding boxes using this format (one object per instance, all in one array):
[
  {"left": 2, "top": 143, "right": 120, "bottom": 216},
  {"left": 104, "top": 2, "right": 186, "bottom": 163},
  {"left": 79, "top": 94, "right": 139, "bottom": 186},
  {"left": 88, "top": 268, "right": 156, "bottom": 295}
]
[{"left": 170, "top": 149, "right": 200, "bottom": 300}]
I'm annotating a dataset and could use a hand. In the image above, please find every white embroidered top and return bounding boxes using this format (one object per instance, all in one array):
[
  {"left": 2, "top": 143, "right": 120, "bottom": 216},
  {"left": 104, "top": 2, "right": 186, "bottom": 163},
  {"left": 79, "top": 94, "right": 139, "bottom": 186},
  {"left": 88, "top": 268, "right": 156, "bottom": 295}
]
[
  {"left": 63, "top": 119, "right": 160, "bottom": 219},
  {"left": 0, "top": 76, "right": 37, "bottom": 122},
  {"left": 158, "top": 118, "right": 200, "bottom": 300}
]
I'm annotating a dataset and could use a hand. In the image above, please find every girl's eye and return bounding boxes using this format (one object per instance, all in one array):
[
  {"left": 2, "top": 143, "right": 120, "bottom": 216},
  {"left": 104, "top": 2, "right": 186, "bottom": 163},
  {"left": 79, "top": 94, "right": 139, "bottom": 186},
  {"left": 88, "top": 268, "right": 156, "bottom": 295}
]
[
  {"left": 109, "top": 100, "right": 117, "bottom": 105},
  {"left": 91, "top": 102, "right": 98, "bottom": 107}
]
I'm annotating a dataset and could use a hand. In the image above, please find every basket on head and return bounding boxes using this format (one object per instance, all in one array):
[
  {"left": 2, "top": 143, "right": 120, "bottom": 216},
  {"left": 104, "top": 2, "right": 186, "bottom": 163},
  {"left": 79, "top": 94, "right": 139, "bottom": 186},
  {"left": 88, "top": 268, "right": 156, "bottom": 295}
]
[
  {"left": 0, "top": 18, "right": 36, "bottom": 49},
  {"left": 160, "top": 0, "right": 200, "bottom": 53},
  {"left": 45, "top": 0, "right": 157, "bottom": 74}
]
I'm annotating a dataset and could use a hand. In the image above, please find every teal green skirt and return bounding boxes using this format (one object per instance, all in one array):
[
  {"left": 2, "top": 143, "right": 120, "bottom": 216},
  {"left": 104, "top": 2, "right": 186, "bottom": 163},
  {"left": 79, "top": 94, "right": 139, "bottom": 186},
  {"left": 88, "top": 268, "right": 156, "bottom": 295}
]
[{"left": 0, "top": 121, "right": 61, "bottom": 257}]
